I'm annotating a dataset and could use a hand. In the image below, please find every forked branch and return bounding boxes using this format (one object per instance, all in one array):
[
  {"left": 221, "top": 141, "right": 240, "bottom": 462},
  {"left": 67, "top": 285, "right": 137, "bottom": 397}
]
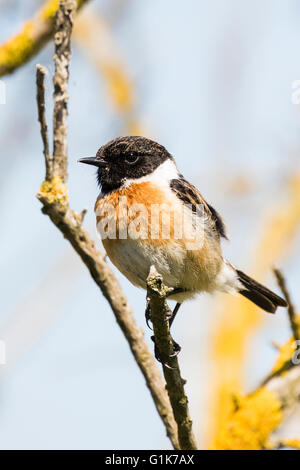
[{"left": 35, "top": 0, "right": 179, "bottom": 450}]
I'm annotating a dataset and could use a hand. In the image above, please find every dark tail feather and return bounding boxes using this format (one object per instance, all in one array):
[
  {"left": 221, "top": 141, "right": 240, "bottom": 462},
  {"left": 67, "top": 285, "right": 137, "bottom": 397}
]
[{"left": 236, "top": 269, "right": 287, "bottom": 314}]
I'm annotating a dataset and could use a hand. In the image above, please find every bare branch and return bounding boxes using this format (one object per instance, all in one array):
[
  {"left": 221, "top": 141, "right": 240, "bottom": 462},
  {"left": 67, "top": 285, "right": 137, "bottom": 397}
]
[
  {"left": 257, "top": 269, "right": 300, "bottom": 387},
  {"left": 52, "top": 0, "right": 75, "bottom": 181},
  {"left": 36, "top": 64, "right": 51, "bottom": 179},
  {"left": 78, "top": 208, "right": 87, "bottom": 223},
  {"left": 274, "top": 268, "right": 299, "bottom": 342},
  {"left": 260, "top": 359, "right": 294, "bottom": 387},
  {"left": 37, "top": 199, "right": 179, "bottom": 449},
  {"left": 36, "top": 1, "right": 179, "bottom": 450},
  {"left": 147, "top": 267, "right": 198, "bottom": 450}
]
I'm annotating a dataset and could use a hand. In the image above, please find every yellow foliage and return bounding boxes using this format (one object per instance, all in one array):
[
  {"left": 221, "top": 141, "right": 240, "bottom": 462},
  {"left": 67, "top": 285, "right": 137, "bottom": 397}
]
[
  {"left": 0, "top": 0, "right": 89, "bottom": 76},
  {"left": 282, "top": 439, "right": 300, "bottom": 450},
  {"left": 0, "top": 22, "right": 35, "bottom": 74},
  {"left": 212, "top": 388, "right": 282, "bottom": 450},
  {"left": 207, "top": 173, "right": 300, "bottom": 446},
  {"left": 126, "top": 120, "right": 144, "bottom": 137},
  {"left": 101, "top": 63, "right": 133, "bottom": 111},
  {"left": 73, "top": 11, "right": 134, "bottom": 112},
  {"left": 268, "top": 314, "right": 300, "bottom": 378},
  {"left": 40, "top": 0, "right": 88, "bottom": 21},
  {"left": 39, "top": 0, "right": 60, "bottom": 21},
  {"left": 39, "top": 176, "right": 68, "bottom": 204},
  {"left": 73, "top": 10, "right": 145, "bottom": 135}
]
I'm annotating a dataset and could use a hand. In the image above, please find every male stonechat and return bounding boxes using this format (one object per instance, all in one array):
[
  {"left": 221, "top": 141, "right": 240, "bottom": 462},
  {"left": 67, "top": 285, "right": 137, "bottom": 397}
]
[{"left": 79, "top": 136, "right": 287, "bottom": 360}]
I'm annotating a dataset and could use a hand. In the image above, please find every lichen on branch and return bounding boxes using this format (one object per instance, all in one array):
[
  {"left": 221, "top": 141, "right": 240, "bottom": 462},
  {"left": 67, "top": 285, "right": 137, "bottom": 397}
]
[
  {"left": 212, "top": 388, "right": 282, "bottom": 450},
  {"left": 0, "top": 0, "right": 90, "bottom": 77},
  {"left": 35, "top": 1, "right": 179, "bottom": 450},
  {"left": 39, "top": 176, "right": 68, "bottom": 204}
]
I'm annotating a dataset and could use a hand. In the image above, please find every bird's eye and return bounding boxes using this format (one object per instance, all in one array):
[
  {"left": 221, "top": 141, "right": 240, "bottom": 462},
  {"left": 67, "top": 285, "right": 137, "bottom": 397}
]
[{"left": 124, "top": 153, "right": 139, "bottom": 164}]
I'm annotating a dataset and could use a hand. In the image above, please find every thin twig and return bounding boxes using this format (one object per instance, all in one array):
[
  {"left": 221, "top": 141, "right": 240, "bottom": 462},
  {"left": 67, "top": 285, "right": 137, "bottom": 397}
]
[
  {"left": 259, "top": 358, "right": 294, "bottom": 387},
  {"left": 52, "top": 0, "right": 75, "bottom": 181},
  {"left": 147, "top": 266, "right": 198, "bottom": 450},
  {"left": 36, "top": 0, "right": 179, "bottom": 450},
  {"left": 36, "top": 65, "right": 51, "bottom": 179},
  {"left": 274, "top": 268, "right": 299, "bottom": 342},
  {"left": 37, "top": 199, "right": 179, "bottom": 449},
  {"left": 257, "top": 269, "right": 299, "bottom": 388}
]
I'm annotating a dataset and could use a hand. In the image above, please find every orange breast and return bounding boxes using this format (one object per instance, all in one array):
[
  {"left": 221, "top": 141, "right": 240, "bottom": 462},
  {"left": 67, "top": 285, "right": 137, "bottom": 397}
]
[
  {"left": 95, "top": 183, "right": 223, "bottom": 292},
  {"left": 95, "top": 182, "right": 178, "bottom": 242},
  {"left": 95, "top": 182, "right": 166, "bottom": 210}
]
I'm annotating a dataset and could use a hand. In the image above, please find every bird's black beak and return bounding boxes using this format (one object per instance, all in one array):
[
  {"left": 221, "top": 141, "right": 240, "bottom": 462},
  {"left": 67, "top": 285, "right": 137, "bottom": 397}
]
[{"left": 78, "top": 157, "right": 106, "bottom": 167}]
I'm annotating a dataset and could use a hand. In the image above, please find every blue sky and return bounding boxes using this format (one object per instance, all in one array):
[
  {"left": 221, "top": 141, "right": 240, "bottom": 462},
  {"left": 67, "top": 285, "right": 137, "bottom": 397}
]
[{"left": 0, "top": 0, "right": 299, "bottom": 449}]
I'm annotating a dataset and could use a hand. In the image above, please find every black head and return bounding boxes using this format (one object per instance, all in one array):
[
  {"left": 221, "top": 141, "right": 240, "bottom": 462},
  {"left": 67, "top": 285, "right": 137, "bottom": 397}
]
[{"left": 79, "top": 136, "right": 174, "bottom": 194}]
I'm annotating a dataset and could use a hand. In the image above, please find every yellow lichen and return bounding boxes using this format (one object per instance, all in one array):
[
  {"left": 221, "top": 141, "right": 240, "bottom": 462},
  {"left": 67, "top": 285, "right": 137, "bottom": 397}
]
[
  {"left": 212, "top": 388, "right": 282, "bottom": 450},
  {"left": 102, "top": 63, "right": 133, "bottom": 111},
  {"left": 39, "top": 0, "right": 60, "bottom": 21},
  {"left": 39, "top": 0, "right": 87, "bottom": 21},
  {"left": 73, "top": 10, "right": 143, "bottom": 134},
  {"left": 126, "top": 120, "right": 144, "bottom": 137},
  {"left": 0, "top": 0, "right": 89, "bottom": 76},
  {"left": 0, "top": 22, "right": 35, "bottom": 73},
  {"left": 272, "top": 314, "right": 300, "bottom": 374},
  {"left": 39, "top": 176, "right": 68, "bottom": 204},
  {"left": 206, "top": 172, "right": 300, "bottom": 447},
  {"left": 282, "top": 438, "right": 300, "bottom": 450}
]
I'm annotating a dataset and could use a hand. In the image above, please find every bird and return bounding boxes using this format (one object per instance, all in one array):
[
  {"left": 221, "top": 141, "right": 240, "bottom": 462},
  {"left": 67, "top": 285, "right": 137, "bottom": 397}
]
[{"left": 79, "top": 136, "right": 287, "bottom": 361}]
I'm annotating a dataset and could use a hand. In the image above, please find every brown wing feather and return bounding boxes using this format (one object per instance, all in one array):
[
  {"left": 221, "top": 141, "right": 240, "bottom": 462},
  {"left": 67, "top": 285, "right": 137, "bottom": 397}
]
[{"left": 170, "top": 178, "right": 227, "bottom": 239}]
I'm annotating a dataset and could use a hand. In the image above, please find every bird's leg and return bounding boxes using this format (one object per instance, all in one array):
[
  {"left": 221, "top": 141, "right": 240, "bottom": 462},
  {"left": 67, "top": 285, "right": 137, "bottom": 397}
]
[
  {"left": 146, "top": 288, "right": 185, "bottom": 365},
  {"left": 150, "top": 335, "right": 181, "bottom": 369},
  {"left": 149, "top": 302, "right": 182, "bottom": 367},
  {"left": 145, "top": 293, "right": 174, "bottom": 329},
  {"left": 169, "top": 302, "right": 182, "bottom": 328},
  {"left": 168, "top": 302, "right": 182, "bottom": 358},
  {"left": 145, "top": 298, "right": 152, "bottom": 330}
]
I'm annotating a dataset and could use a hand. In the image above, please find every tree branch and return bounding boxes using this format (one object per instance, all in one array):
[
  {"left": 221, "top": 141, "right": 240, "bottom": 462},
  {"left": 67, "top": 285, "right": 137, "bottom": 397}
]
[
  {"left": 274, "top": 268, "right": 299, "bottom": 342},
  {"left": 0, "top": 0, "right": 90, "bottom": 77},
  {"left": 213, "top": 271, "right": 300, "bottom": 450},
  {"left": 36, "top": 65, "right": 51, "bottom": 178},
  {"left": 147, "top": 266, "right": 198, "bottom": 450},
  {"left": 35, "top": 1, "right": 179, "bottom": 450},
  {"left": 212, "top": 365, "right": 300, "bottom": 450},
  {"left": 259, "top": 269, "right": 300, "bottom": 387},
  {"left": 52, "top": 0, "right": 74, "bottom": 180}
]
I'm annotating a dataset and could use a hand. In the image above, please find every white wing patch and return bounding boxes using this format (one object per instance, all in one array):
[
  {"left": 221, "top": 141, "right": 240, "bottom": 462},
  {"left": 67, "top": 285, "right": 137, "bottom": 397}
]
[{"left": 214, "top": 261, "right": 242, "bottom": 294}]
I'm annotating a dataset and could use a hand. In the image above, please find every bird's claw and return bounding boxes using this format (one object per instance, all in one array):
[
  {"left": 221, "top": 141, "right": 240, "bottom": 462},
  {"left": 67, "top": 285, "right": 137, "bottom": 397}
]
[
  {"left": 145, "top": 302, "right": 173, "bottom": 329},
  {"left": 169, "top": 340, "right": 181, "bottom": 357},
  {"left": 164, "top": 308, "right": 173, "bottom": 323},
  {"left": 145, "top": 300, "right": 153, "bottom": 330},
  {"left": 151, "top": 335, "right": 181, "bottom": 368}
]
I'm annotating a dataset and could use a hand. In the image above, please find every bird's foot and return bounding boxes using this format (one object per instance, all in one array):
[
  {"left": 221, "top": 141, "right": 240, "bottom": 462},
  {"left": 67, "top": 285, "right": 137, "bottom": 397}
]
[
  {"left": 145, "top": 299, "right": 152, "bottom": 330},
  {"left": 145, "top": 301, "right": 173, "bottom": 329},
  {"left": 164, "top": 306, "right": 173, "bottom": 322},
  {"left": 151, "top": 335, "right": 181, "bottom": 368}
]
